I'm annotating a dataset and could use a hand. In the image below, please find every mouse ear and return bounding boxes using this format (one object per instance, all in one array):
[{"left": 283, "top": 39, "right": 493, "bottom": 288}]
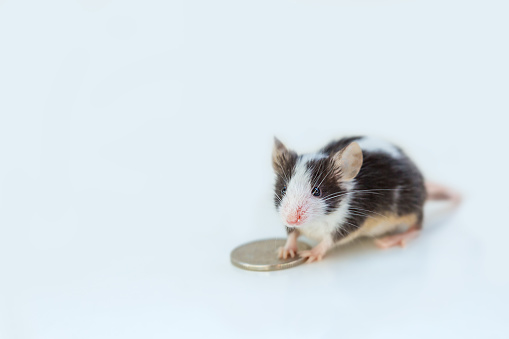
[
  {"left": 333, "top": 142, "right": 363, "bottom": 181},
  {"left": 272, "top": 137, "right": 293, "bottom": 172}
]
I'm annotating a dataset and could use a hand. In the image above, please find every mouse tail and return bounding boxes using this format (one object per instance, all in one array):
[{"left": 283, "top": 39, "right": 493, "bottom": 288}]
[{"left": 425, "top": 182, "right": 462, "bottom": 207}]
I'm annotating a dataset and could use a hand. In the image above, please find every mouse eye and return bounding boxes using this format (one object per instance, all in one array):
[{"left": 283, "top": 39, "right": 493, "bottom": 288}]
[
  {"left": 281, "top": 186, "right": 287, "bottom": 196},
  {"left": 312, "top": 187, "right": 321, "bottom": 197}
]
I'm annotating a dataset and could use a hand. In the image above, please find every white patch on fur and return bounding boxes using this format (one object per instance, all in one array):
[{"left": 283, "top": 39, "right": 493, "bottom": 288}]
[
  {"left": 300, "top": 153, "right": 328, "bottom": 162},
  {"left": 296, "top": 179, "right": 355, "bottom": 242},
  {"left": 356, "top": 137, "right": 401, "bottom": 158},
  {"left": 298, "top": 190, "right": 353, "bottom": 241},
  {"left": 278, "top": 156, "right": 312, "bottom": 224}
]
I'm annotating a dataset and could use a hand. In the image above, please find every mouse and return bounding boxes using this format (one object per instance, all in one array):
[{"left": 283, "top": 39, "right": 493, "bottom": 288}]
[{"left": 272, "top": 136, "right": 460, "bottom": 263}]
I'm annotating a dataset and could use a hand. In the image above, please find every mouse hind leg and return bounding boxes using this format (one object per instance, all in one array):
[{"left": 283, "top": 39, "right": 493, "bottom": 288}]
[
  {"left": 374, "top": 224, "right": 421, "bottom": 249},
  {"left": 369, "top": 213, "right": 423, "bottom": 249}
]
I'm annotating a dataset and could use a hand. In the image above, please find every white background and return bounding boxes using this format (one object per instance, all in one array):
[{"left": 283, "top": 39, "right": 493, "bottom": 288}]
[{"left": 1, "top": 0, "right": 508, "bottom": 338}]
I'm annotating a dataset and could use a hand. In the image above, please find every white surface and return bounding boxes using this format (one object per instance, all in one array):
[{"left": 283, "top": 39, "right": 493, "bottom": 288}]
[{"left": 1, "top": 0, "right": 508, "bottom": 338}]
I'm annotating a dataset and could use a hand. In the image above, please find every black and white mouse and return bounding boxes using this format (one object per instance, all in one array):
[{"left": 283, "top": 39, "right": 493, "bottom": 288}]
[{"left": 272, "top": 136, "right": 460, "bottom": 263}]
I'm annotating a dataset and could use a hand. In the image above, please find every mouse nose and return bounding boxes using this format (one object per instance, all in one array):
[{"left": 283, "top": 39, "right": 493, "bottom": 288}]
[{"left": 286, "top": 207, "right": 306, "bottom": 226}]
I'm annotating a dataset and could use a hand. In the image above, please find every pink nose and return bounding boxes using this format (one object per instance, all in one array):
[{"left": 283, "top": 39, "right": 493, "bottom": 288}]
[{"left": 286, "top": 207, "right": 305, "bottom": 225}]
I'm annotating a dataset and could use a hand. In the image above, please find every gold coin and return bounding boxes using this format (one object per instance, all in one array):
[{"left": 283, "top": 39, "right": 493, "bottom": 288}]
[{"left": 230, "top": 238, "right": 311, "bottom": 271}]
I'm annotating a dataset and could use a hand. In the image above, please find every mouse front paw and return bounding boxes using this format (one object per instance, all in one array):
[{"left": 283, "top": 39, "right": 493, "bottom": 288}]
[{"left": 277, "top": 245, "right": 298, "bottom": 260}]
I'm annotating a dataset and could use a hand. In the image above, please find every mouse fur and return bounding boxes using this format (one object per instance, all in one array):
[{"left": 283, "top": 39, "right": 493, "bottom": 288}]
[{"left": 273, "top": 136, "right": 427, "bottom": 262}]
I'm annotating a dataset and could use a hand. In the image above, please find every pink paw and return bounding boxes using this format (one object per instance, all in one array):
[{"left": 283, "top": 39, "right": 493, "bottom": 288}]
[
  {"left": 299, "top": 248, "right": 326, "bottom": 263},
  {"left": 375, "top": 237, "right": 406, "bottom": 249},
  {"left": 277, "top": 246, "right": 298, "bottom": 260},
  {"left": 374, "top": 227, "right": 420, "bottom": 249}
]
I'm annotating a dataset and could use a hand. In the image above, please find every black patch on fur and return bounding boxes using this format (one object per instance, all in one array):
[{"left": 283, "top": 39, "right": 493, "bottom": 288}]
[
  {"left": 320, "top": 136, "right": 363, "bottom": 155},
  {"left": 285, "top": 226, "right": 296, "bottom": 234},
  {"left": 306, "top": 158, "right": 344, "bottom": 214},
  {"left": 273, "top": 150, "right": 298, "bottom": 209},
  {"left": 324, "top": 138, "right": 426, "bottom": 242}
]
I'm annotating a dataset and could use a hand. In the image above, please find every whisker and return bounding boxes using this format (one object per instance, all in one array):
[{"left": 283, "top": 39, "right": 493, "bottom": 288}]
[
  {"left": 316, "top": 164, "right": 337, "bottom": 189},
  {"left": 342, "top": 221, "right": 359, "bottom": 229},
  {"left": 311, "top": 162, "right": 324, "bottom": 188},
  {"left": 349, "top": 207, "right": 387, "bottom": 218},
  {"left": 321, "top": 191, "right": 386, "bottom": 202},
  {"left": 323, "top": 188, "right": 404, "bottom": 202},
  {"left": 351, "top": 188, "right": 405, "bottom": 193},
  {"left": 348, "top": 212, "right": 370, "bottom": 219}
]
